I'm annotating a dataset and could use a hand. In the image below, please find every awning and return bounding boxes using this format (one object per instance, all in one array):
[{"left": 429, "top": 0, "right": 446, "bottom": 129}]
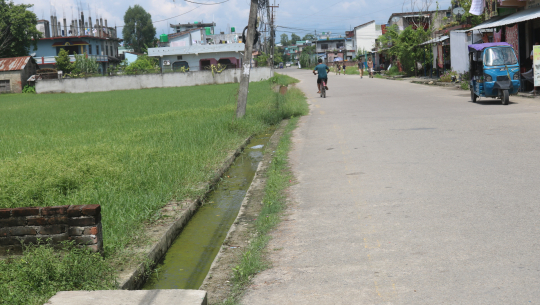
[
  {"left": 419, "top": 35, "right": 449, "bottom": 45},
  {"left": 469, "top": 6, "right": 540, "bottom": 31},
  {"left": 52, "top": 40, "right": 89, "bottom": 47}
]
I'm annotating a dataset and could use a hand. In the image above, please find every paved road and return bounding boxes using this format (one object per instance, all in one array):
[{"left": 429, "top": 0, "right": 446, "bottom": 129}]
[{"left": 242, "top": 69, "right": 540, "bottom": 304}]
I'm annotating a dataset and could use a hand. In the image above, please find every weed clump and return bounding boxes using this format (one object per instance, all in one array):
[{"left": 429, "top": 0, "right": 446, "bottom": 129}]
[{"left": 0, "top": 241, "right": 116, "bottom": 305}]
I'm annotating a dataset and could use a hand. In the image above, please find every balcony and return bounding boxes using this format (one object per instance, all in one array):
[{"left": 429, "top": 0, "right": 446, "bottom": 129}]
[{"left": 34, "top": 55, "right": 109, "bottom": 65}]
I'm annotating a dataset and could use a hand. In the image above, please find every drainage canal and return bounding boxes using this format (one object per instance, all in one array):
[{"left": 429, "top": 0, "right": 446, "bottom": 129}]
[{"left": 142, "top": 129, "right": 275, "bottom": 290}]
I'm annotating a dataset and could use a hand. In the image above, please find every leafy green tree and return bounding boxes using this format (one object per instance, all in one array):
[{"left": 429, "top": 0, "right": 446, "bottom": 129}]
[
  {"left": 280, "top": 33, "right": 289, "bottom": 46},
  {"left": 301, "top": 45, "right": 316, "bottom": 55},
  {"left": 0, "top": 0, "right": 42, "bottom": 58},
  {"left": 451, "top": 0, "right": 484, "bottom": 26},
  {"left": 302, "top": 34, "right": 315, "bottom": 41},
  {"left": 377, "top": 24, "right": 432, "bottom": 75},
  {"left": 54, "top": 48, "right": 72, "bottom": 73},
  {"left": 122, "top": 5, "right": 156, "bottom": 53},
  {"left": 254, "top": 52, "right": 269, "bottom": 67},
  {"left": 290, "top": 33, "right": 301, "bottom": 45}
]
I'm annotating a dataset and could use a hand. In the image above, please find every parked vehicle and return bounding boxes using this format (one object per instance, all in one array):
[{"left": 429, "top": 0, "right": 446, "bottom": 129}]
[{"left": 469, "top": 42, "right": 520, "bottom": 105}]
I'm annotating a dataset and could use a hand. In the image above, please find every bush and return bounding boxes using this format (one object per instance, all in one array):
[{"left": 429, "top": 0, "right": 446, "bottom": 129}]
[
  {"left": 22, "top": 85, "right": 35, "bottom": 93},
  {"left": 0, "top": 241, "right": 116, "bottom": 305},
  {"left": 69, "top": 53, "right": 99, "bottom": 77},
  {"left": 460, "top": 81, "right": 469, "bottom": 90},
  {"left": 123, "top": 55, "right": 159, "bottom": 74}
]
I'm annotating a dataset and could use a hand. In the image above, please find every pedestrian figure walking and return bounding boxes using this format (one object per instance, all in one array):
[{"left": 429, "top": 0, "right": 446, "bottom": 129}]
[
  {"left": 358, "top": 58, "right": 363, "bottom": 78},
  {"left": 367, "top": 57, "right": 374, "bottom": 78}
]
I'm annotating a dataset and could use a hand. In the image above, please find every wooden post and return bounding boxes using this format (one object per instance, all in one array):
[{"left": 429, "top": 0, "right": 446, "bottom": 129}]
[{"left": 236, "top": 0, "right": 259, "bottom": 119}]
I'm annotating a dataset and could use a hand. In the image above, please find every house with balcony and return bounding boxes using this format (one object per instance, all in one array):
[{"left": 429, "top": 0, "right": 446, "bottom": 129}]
[
  {"left": 315, "top": 36, "right": 353, "bottom": 62},
  {"left": 31, "top": 14, "right": 122, "bottom": 74}
]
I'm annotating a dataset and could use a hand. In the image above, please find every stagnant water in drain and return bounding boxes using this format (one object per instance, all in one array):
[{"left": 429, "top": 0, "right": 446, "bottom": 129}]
[{"left": 142, "top": 129, "right": 275, "bottom": 290}]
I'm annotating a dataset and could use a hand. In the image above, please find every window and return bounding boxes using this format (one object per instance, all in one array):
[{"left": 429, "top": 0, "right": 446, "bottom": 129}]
[
  {"left": 110, "top": 46, "right": 113, "bottom": 56},
  {"left": 96, "top": 45, "right": 99, "bottom": 55},
  {"left": 484, "top": 47, "right": 517, "bottom": 66},
  {"left": 336, "top": 42, "right": 344, "bottom": 48},
  {"left": 321, "top": 43, "right": 328, "bottom": 50},
  {"left": 177, "top": 55, "right": 183, "bottom": 60},
  {"left": 0, "top": 80, "right": 9, "bottom": 93},
  {"left": 105, "top": 45, "right": 109, "bottom": 55},
  {"left": 88, "top": 44, "right": 92, "bottom": 54},
  {"left": 173, "top": 61, "right": 189, "bottom": 72}
]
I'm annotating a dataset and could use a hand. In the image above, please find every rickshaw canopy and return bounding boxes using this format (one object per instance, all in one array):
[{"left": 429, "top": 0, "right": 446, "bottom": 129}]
[{"left": 468, "top": 42, "right": 511, "bottom": 52}]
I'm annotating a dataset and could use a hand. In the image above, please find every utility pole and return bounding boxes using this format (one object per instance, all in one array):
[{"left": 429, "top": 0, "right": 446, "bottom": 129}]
[
  {"left": 236, "top": 0, "right": 259, "bottom": 119},
  {"left": 267, "top": 2, "right": 278, "bottom": 67}
]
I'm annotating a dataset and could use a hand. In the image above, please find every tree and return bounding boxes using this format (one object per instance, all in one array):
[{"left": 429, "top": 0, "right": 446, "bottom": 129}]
[
  {"left": 122, "top": 5, "right": 156, "bottom": 53},
  {"left": 302, "top": 34, "right": 316, "bottom": 41},
  {"left": 0, "top": 1, "right": 42, "bottom": 58},
  {"left": 291, "top": 33, "right": 301, "bottom": 45},
  {"left": 280, "top": 33, "right": 289, "bottom": 46},
  {"left": 54, "top": 48, "right": 72, "bottom": 73},
  {"left": 377, "top": 24, "right": 432, "bottom": 75}
]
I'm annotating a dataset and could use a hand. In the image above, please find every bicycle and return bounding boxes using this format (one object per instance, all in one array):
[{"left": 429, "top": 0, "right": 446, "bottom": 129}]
[{"left": 313, "top": 72, "right": 327, "bottom": 98}]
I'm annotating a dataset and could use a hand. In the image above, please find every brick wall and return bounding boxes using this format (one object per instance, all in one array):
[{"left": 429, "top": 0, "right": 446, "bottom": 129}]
[{"left": 0, "top": 204, "right": 103, "bottom": 253}]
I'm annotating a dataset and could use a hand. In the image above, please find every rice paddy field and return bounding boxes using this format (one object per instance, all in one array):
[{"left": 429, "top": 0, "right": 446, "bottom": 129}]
[{"left": 0, "top": 75, "right": 306, "bottom": 255}]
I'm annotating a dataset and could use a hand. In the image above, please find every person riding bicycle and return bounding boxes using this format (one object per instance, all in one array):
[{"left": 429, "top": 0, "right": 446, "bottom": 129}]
[{"left": 313, "top": 58, "right": 330, "bottom": 94}]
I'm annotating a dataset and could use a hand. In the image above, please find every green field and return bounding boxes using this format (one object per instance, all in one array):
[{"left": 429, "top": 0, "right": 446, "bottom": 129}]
[{"left": 0, "top": 75, "right": 306, "bottom": 255}]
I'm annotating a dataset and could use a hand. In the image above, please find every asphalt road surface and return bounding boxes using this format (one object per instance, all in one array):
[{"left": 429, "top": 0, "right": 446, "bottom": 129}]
[{"left": 242, "top": 69, "right": 540, "bottom": 304}]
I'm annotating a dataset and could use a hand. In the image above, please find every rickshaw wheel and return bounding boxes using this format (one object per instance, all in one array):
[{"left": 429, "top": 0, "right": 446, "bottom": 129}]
[
  {"left": 471, "top": 90, "right": 477, "bottom": 103},
  {"left": 501, "top": 90, "right": 509, "bottom": 105}
]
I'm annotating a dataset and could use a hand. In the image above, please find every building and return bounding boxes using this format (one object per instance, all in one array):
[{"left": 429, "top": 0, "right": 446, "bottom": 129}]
[
  {"left": 315, "top": 36, "right": 353, "bottom": 62},
  {"left": 0, "top": 56, "right": 38, "bottom": 93},
  {"left": 387, "top": 10, "right": 453, "bottom": 31},
  {"left": 148, "top": 43, "right": 244, "bottom": 72},
  {"left": 353, "top": 21, "right": 383, "bottom": 53},
  {"left": 31, "top": 13, "right": 122, "bottom": 74},
  {"left": 170, "top": 21, "right": 216, "bottom": 34}
]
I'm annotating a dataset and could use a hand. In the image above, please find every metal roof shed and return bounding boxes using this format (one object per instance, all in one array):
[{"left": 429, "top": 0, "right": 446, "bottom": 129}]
[
  {"left": 0, "top": 56, "right": 38, "bottom": 93},
  {"left": 468, "top": 6, "right": 540, "bottom": 31}
]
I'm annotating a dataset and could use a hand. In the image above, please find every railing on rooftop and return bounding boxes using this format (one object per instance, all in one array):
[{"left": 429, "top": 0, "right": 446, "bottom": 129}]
[{"left": 33, "top": 55, "right": 108, "bottom": 65}]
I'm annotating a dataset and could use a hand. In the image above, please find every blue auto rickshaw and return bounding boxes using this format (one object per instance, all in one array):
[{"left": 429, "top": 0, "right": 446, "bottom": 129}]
[{"left": 469, "top": 42, "right": 520, "bottom": 105}]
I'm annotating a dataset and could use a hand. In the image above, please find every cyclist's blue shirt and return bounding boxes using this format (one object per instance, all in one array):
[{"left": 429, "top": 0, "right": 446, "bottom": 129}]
[{"left": 314, "top": 64, "right": 328, "bottom": 79}]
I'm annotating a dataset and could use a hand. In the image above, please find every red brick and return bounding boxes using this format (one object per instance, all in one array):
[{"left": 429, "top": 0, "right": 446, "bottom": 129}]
[
  {"left": 41, "top": 205, "right": 69, "bottom": 216},
  {"left": 0, "top": 217, "right": 26, "bottom": 227},
  {"left": 11, "top": 207, "right": 39, "bottom": 217},
  {"left": 0, "top": 227, "right": 10, "bottom": 237},
  {"left": 67, "top": 205, "right": 83, "bottom": 217},
  {"left": 46, "top": 215, "right": 68, "bottom": 225},
  {"left": 69, "top": 235, "right": 97, "bottom": 245},
  {"left": 68, "top": 227, "right": 84, "bottom": 236},
  {"left": 83, "top": 226, "right": 99, "bottom": 235},
  {"left": 27, "top": 216, "right": 47, "bottom": 226},
  {"left": 81, "top": 205, "right": 101, "bottom": 216},
  {"left": 10, "top": 227, "right": 37, "bottom": 236},
  {"left": 0, "top": 209, "right": 11, "bottom": 219},
  {"left": 68, "top": 217, "right": 95, "bottom": 226},
  {"left": 38, "top": 225, "right": 65, "bottom": 235}
]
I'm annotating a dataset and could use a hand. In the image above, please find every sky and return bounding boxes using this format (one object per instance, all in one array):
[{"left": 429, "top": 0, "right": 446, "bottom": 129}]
[{"left": 18, "top": 0, "right": 453, "bottom": 41}]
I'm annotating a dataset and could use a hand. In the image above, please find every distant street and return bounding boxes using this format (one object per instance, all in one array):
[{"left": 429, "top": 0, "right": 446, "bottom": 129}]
[{"left": 242, "top": 69, "right": 540, "bottom": 304}]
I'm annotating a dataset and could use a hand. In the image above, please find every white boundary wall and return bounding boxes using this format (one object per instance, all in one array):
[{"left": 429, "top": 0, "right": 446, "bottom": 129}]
[{"left": 36, "top": 67, "right": 273, "bottom": 94}]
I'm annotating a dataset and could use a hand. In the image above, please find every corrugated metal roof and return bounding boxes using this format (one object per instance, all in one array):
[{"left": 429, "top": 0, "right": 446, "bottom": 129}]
[
  {"left": 419, "top": 35, "right": 449, "bottom": 45},
  {"left": 0, "top": 56, "right": 31, "bottom": 72},
  {"left": 469, "top": 6, "right": 540, "bottom": 31}
]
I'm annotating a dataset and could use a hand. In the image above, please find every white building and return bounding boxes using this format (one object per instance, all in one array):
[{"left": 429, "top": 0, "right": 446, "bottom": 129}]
[
  {"left": 148, "top": 44, "right": 245, "bottom": 72},
  {"left": 353, "top": 20, "right": 382, "bottom": 53}
]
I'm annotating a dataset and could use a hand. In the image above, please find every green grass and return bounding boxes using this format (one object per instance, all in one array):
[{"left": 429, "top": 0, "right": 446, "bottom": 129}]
[
  {"left": 343, "top": 66, "right": 361, "bottom": 75},
  {"left": 0, "top": 75, "right": 303, "bottom": 255},
  {"left": 269, "top": 73, "right": 299, "bottom": 86},
  {"left": 222, "top": 114, "right": 302, "bottom": 305},
  {"left": 0, "top": 241, "right": 116, "bottom": 305}
]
